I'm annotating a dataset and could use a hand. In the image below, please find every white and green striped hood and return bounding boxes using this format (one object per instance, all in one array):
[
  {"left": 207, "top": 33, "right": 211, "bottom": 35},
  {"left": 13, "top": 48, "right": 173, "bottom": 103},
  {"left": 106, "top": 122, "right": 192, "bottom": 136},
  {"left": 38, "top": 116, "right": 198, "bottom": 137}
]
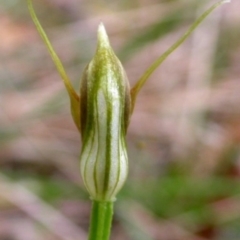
[{"left": 79, "top": 24, "right": 131, "bottom": 202}]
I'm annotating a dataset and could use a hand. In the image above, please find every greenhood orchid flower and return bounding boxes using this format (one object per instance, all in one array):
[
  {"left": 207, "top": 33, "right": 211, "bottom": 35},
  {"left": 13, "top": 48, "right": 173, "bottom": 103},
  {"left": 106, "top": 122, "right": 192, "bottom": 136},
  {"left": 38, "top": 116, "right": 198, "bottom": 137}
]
[
  {"left": 27, "top": 0, "right": 230, "bottom": 202},
  {"left": 79, "top": 24, "right": 131, "bottom": 201},
  {"left": 27, "top": 1, "right": 230, "bottom": 239}
]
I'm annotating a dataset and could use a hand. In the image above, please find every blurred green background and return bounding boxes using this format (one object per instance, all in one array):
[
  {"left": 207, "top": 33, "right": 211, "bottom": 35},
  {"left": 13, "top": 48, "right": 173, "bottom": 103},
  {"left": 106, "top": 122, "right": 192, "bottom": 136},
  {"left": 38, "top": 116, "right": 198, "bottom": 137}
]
[{"left": 1, "top": 0, "right": 240, "bottom": 239}]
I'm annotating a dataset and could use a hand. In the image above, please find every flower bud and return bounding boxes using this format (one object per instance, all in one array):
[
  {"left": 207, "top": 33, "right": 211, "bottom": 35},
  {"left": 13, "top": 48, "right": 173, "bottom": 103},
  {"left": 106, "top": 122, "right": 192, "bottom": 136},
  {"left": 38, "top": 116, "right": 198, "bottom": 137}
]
[{"left": 79, "top": 23, "right": 131, "bottom": 202}]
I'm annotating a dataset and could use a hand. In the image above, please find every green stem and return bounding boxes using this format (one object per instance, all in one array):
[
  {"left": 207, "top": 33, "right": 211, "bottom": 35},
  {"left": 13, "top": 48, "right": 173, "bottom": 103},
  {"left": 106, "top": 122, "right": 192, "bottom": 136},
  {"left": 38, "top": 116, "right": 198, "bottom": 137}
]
[{"left": 88, "top": 201, "right": 114, "bottom": 240}]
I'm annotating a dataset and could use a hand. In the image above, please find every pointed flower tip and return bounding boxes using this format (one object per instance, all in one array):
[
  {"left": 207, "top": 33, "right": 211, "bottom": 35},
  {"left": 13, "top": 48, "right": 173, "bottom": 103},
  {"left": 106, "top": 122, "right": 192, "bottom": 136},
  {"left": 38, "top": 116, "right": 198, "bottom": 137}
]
[{"left": 97, "top": 22, "right": 110, "bottom": 48}]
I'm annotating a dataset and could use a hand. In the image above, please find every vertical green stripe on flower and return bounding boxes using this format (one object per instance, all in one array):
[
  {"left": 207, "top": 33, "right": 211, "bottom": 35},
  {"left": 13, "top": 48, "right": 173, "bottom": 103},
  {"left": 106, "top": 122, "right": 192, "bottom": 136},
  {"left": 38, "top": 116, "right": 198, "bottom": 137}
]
[{"left": 80, "top": 24, "right": 130, "bottom": 202}]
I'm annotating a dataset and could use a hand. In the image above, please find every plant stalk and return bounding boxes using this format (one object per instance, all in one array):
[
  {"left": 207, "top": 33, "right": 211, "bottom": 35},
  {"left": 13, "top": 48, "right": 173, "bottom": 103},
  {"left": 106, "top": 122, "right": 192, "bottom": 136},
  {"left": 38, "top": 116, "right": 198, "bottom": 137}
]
[{"left": 88, "top": 201, "right": 114, "bottom": 240}]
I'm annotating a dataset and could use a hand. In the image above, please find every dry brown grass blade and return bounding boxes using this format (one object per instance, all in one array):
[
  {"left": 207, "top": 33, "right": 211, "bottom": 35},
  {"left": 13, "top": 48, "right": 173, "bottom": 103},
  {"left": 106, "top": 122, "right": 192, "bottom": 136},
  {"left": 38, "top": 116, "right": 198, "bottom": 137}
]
[{"left": 0, "top": 174, "right": 87, "bottom": 240}]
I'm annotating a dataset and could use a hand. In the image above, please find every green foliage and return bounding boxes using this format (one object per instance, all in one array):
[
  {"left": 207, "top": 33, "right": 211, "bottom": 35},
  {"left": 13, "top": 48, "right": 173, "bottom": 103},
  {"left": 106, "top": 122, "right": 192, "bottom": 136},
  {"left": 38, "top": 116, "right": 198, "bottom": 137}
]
[
  {"left": 214, "top": 26, "right": 240, "bottom": 78},
  {"left": 4, "top": 170, "right": 88, "bottom": 202}
]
